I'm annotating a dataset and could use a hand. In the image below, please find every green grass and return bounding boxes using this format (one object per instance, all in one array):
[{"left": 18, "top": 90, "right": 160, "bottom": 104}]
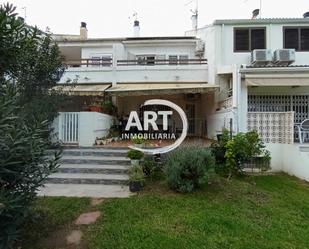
[
  {"left": 22, "top": 197, "right": 90, "bottom": 249},
  {"left": 85, "top": 174, "right": 309, "bottom": 249},
  {"left": 22, "top": 174, "right": 309, "bottom": 249}
]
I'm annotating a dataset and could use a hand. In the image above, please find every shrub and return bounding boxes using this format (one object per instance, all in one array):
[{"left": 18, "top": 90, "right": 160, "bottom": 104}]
[
  {"left": 132, "top": 136, "right": 146, "bottom": 145},
  {"left": 210, "top": 129, "right": 230, "bottom": 175},
  {"left": 129, "top": 164, "right": 145, "bottom": 184},
  {"left": 142, "top": 158, "right": 156, "bottom": 177},
  {"left": 225, "top": 130, "right": 271, "bottom": 177},
  {"left": 141, "top": 157, "right": 164, "bottom": 180},
  {"left": 164, "top": 146, "right": 215, "bottom": 193},
  {"left": 127, "top": 149, "right": 144, "bottom": 160}
]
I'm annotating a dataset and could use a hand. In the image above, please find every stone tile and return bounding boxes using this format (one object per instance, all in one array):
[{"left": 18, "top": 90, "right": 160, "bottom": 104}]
[
  {"left": 75, "top": 211, "right": 101, "bottom": 225},
  {"left": 66, "top": 230, "right": 83, "bottom": 245}
]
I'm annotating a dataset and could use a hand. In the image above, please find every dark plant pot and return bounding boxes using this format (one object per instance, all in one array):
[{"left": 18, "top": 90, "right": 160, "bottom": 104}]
[{"left": 129, "top": 181, "right": 143, "bottom": 192}]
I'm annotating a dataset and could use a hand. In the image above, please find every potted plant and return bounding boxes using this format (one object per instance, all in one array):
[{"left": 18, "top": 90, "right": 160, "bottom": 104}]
[
  {"left": 101, "top": 98, "right": 117, "bottom": 115},
  {"left": 127, "top": 149, "right": 144, "bottom": 165},
  {"left": 129, "top": 164, "right": 145, "bottom": 192},
  {"left": 89, "top": 104, "right": 102, "bottom": 113},
  {"left": 132, "top": 136, "right": 146, "bottom": 148}
]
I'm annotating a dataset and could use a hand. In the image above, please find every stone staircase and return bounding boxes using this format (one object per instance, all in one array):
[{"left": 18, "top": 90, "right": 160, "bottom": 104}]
[{"left": 38, "top": 148, "right": 131, "bottom": 198}]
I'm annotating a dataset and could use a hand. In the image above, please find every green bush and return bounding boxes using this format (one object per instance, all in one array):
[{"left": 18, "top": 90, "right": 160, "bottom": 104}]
[
  {"left": 127, "top": 149, "right": 144, "bottom": 160},
  {"left": 225, "top": 130, "right": 271, "bottom": 177},
  {"left": 141, "top": 157, "right": 164, "bottom": 180},
  {"left": 129, "top": 164, "right": 145, "bottom": 184},
  {"left": 210, "top": 129, "right": 230, "bottom": 175},
  {"left": 164, "top": 146, "right": 215, "bottom": 193}
]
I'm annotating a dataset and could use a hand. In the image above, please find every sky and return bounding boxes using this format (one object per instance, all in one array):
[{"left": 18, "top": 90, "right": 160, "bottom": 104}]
[{"left": 4, "top": 0, "right": 309, "bottom": 38}]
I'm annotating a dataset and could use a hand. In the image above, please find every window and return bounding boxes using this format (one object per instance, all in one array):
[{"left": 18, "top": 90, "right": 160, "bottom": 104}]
[
  {"left": 136, "top": 55, "right": 155, "bottom": 65},
  {"left": 284, "top": 27, "right": 309, "bottom": 51},
  {"left": 168, "top": 55, "right": 178, "bottom": 65},
  {"left": 90, "top": 54, "right": 112, "bottom": 67},
  {"left": 179, "top": 55, "right": 189, "bottom": 65},
  {"left": 156, "top": 55, "right": 166, "bottom": 64},
  {"left": 91, "top": 56, "right": 101, "bottom": 67},
  {"left": 234, "top": 28, "right": 266, "bottom": 52}
]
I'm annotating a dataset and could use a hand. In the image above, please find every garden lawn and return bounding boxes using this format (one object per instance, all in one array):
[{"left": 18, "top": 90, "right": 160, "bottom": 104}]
[
  {"left": 85, "top": 174, "right": 309, "bottom": 249},
  {"left": 24, "top": 174, "right": 309, "bottom": 249}
]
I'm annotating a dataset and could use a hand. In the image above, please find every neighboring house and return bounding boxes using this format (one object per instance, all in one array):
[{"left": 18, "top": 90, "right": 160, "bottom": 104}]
[
  {"left": 54, "top": 16, "right": 309, "bottom": 181},
  {"left": 186, "top": 15, "right": 309, "bottom": 180}
]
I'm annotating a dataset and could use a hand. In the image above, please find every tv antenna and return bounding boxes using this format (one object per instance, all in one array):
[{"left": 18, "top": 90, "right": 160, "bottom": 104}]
[
  {"left": 129, "top": 11, "right": 138, "bottom": 21},
  {"left": 21, "top": 6, "right": 27, "bottom": 21},
  {"left": 185, "top": 0, "right": 198, "bottom": 14}
]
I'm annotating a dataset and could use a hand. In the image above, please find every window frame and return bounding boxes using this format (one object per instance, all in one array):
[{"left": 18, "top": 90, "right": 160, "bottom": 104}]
[
  {"left": 233, "top": 27, "right": 266, "bottom": 53},
  {"left": 283, "top": 26, "right": 309, "bottom": 52}
]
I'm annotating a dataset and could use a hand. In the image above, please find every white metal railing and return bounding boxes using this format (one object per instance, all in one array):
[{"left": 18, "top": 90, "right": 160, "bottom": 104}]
[
  {"left": 59, "top": 112, "right": 79, "bottom": 144},
  {"left": 247, "top": 112, "right": 294, "bottom": 144}
]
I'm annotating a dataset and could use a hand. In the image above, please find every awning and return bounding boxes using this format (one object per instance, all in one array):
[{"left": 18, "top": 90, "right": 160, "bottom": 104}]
[
  {"left": 244, "top": 74, "right": 309, "bottom": 86},
  {"left": 106, "top": 83, "right": 218, "bottom": 96},
  {"left": 52, "top": 84, "right": 111, "bottom": 96}
]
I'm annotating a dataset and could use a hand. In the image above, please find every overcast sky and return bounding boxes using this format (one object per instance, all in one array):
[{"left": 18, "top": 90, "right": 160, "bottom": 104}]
[{"left": 5, "top": 0, "right": 309, "bottom": 38}]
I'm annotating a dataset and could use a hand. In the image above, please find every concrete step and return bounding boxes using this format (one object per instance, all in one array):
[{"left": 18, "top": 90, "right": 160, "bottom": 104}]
[
  {"left": 57, "top": 164, "right": 129, "bottom": 174},
  {"left": 61, "top": 148, "right": 128, "bottom": 157},
  {"left": 46, "top": 173, "right": 129, "bottom": 185},
  {"left": 38, "top": 184, "right": 131, "bottom": 198},
  {"left": 60, "top": 155, "right": 130, "bottom": 166}
]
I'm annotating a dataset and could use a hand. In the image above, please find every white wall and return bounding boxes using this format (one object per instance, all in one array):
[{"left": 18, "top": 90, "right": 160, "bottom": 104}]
[
  {"left": 207, "top": 110, "right": 235, "bottom": 139},
  {"left": 79, "top": 112, "right": 114, "bottom": 147},
  {"left": 59, "top": 65, "right": 208, "bottom": 84},
  {"left": 124, "top": 43, "right": 196, "bottom": 59},
  {"left": 215, "top": 23, "right": 309, "bottom": 67},
  {"left": 266, "top": 143, "right": 309, "bottom": 182}
]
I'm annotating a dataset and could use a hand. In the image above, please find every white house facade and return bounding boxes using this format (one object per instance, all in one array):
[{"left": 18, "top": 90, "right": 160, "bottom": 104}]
[
  {"left": 186, "top": 17, "right": 309, "bottom": 180},
  {"left": 53, "top": 17, "right": 309, "bottom": 181}
]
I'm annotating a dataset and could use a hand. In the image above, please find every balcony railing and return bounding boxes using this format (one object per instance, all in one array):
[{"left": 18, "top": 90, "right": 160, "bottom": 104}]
[
  {"left": 64, "top": 58, "right": 113, "bottom": 67},
  {"left": 64, "top": 58, "right": 207, "bottom": 68},
  {"left": 117, "top": 58, "right": 207, "bottom": 66}
]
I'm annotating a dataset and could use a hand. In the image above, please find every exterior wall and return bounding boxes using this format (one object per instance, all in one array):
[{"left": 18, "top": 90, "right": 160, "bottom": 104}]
[
  {"left": 52, "top": 112, "right": 114, "bottom": 147},
  {"left": 124, "top": 43, "right": 196, "bottom": 60},
  {"left": 79, "top": 112, "right": 114, "bottom": 146},
  {"left": 215, "top": 23, "right": 309, "bottom": 67},
  {"left": 59, "top": 65, "right": 208, "bottom": 84},
  {"left": 266, "top": 143, "right": 309, "bottom": 182},
  {"left": 207, "top": 110, "right": 235, "bottom": 139}
]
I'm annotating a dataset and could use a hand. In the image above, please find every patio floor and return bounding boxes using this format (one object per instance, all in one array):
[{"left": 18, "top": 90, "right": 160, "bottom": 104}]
[{"left": 94, "top": 137, "right": 213, "bottom": 148}]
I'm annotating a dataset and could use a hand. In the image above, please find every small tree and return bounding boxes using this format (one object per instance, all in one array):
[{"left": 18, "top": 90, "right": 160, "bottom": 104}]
[
  {"left": 0, "top": 85, "right": 61, "bottom": 248},
  {"left": 0, "top": 3, "right": 65, "bottom": 247}
]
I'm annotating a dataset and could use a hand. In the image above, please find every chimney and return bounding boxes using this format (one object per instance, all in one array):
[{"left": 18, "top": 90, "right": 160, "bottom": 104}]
[
  {"left": 252, "top": 9, "right": 260, "bottom": 19},
  {"left": 304, "top": 12, "right": 309, "bottom": 18},
  {"left": 191, "top": 12, "right": 198, "bottom": 30},
  {"left": 80, "top": 22, "right": 88, "bottom": 39},
  {"left": 133, "top": 20, "right": 140, "bottom": 37}
]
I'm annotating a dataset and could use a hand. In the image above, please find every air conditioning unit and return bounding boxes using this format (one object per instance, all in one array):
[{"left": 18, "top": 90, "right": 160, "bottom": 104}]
[
  {"left": 251, "top": 49, "right": 272, "bottom": 66},
  {"left": 273, "top": 49, "right": 295, "bottom": 66},
  {"left": 195, "top": 40, "right": 205, "bottom": 56}
]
